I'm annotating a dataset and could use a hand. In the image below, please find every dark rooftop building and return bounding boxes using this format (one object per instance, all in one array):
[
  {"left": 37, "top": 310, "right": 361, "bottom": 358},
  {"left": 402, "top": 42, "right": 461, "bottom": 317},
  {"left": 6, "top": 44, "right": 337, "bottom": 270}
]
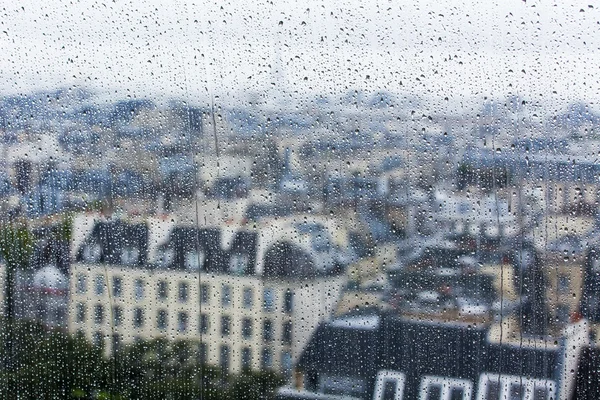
[
  {"left": 277, "top": 311, "right": 564, "bottom": 400},
  {"left": 76, "top": 220, "right": 148, "bottom": 266}
]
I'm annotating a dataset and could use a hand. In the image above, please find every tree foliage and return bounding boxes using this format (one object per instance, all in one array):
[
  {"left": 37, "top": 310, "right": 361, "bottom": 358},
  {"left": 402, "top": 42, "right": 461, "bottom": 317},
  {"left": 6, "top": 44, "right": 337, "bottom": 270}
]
[{"left": 0, "top": 322, "right": 284, "bottom": 400}]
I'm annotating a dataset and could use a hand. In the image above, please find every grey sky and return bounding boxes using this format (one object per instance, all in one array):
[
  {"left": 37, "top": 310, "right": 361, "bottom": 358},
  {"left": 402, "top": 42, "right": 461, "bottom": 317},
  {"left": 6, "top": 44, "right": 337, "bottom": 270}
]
[{"left": 0, "top": 0, "right": 598, "bottom": 113}]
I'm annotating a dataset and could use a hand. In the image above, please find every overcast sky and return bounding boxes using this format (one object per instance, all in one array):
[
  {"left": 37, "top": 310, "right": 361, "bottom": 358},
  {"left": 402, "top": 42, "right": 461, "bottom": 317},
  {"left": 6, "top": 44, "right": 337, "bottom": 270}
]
[{"left": 0, "top": 0, "right": 598, "bottom": 113}]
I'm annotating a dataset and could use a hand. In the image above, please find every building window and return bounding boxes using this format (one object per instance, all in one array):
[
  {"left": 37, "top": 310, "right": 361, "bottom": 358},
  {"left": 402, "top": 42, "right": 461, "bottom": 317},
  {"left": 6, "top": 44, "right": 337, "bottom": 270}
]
[
  {"left": 185, "top": 250, "right": 205, "bottom": 271},
  {"left": 113, "top": 306, "right": 123, "bottom": 327},
  {"left": 220, "top": 345, "right": 230, "bottom": 374},
  {"left": 200, "top": 284, "right": 209, "bottom": 304},
  {"left": 157, "top": 309, "right": 168, "bottom": 330},
  {"left": 221, "top": 284, "right": 231, "bottom": 307},
  {"left": 133, "top": 307, "right": 144, "bottom": 328},
  {"left": 263, "top": 288, "right": 275, "bottom": 312},
  {"left": 199, "top": 313, "right": 209, "bottom": 334},
  {"left": 93, "top": 331, "right": 104, "bottom": 348},
  {"left": 112, "top": 333, "right": 122, "bottom": 355},
  {"left": 199, "top": 343, "right": 208, "bottom": 365},
  {"left": 282, "top": 321, "right": 292, "bottom": 345},
  {"left": 261, "top": 348, "right": 273, "bottom": 370},
  {"left": 178, "top": 312, "right": 188, "bottom": 332},
  {"left": 121, "top": 245, "right": 139, "bottom": 265},
  {"left": 112, "top": 276, "right": 122, "bottom": 298},
  {"left": 373, "top": 370, "right": 406, "bottom": 400},
  {"left": 94, "top": 304, "right": 104, "bottom": 324},
  {"left": 557, "top": 304, "right": 570, "bottom": 323},
  {"left": 75, "top": 303, "right": 86, "bottom": 323},
  {"left": 157, "top": 280, "right": 168, "bottom": 301},
  {"left": 263, "top": 319, "right": 274, "bottom": 342},
  {"left": 476, "top": 373, "right": 556, "bottom": 400},
  {"left": 558, "top": 275, "right": 570, "bottom": 295},
  {"left": 221, "top": 315, "right": 231, "bottom": 336},
  {"left": 76, "top": 274, "right": 87, "bottom": 294},
  {"left": 241, "top": 347, "right": 252, "bottom": 371},
  {"left": 95, "top": 275, "right": 105, "bottom": 296},
  {"left": 178, "top": 282, "right": 189, "bottom": 303},
  {"left": 83, "top": 243, "right": 101, "bottom": 263},
  {"left": 242, "top": 317, "right": 253, "bottom": 339},
  {"left": 243, "top": 287, "right": 254, "bottom": 309},
  {"left": 281, "top": 351, "right": 292, "bottom": 377},
  {"left": 157, "top": 247, "right": 174, "bottom": 268},
  {"left": 284, "top": 290, "right": 294, "bottom": 314},
  {"left": 419, "top": 376, "right": 473, "bottom": 400},
  {"left": 229, "top": 253, "right": 249, "bottom": 275},
  {"left": 134, "top": 279, "right": 144, "bottom": 300}
]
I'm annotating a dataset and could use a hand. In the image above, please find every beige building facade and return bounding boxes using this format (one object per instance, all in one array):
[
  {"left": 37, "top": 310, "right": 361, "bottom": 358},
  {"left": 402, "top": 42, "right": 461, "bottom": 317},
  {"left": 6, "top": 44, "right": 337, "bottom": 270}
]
[{"left": 69, "top": 263, "right": 345, "bottom": 375}]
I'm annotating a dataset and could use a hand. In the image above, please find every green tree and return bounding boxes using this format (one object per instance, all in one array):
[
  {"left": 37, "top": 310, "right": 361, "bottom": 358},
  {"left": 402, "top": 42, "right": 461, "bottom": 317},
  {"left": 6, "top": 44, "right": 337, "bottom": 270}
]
[
  {"left": 0, "top": 319, "right": 108, "bottom": 399},
  {"left": 0, "top": 221, "right": 34, "bottom": 370},
  {"left": 227, "top": 371, "right": 284, "bottom": 400}
]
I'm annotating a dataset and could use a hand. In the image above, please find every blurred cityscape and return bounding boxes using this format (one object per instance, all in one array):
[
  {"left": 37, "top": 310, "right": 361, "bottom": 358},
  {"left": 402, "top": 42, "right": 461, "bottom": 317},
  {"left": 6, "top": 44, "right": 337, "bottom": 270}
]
[{"left": 0, "top": 87, "right": 598, "bottom": 399}]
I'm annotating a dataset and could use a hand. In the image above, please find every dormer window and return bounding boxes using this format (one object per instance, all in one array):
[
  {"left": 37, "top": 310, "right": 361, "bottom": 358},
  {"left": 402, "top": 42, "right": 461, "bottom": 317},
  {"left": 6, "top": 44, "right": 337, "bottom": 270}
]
[
  {"left": 419, "top": 376, "right": 472, "bottom": 400},
  {"left": 373, "top": 370, "right": 406, "bottom": 400},
  {"left": 121, "top": 246, "right": 140, "bottom": 265},
  {"left": 476, "top": 373, "right": 556, "bottom": 400},
  {"left": 229, "top": 254, "right": 249, "bottom": 275},
  {"left": 157, "top": 248, "right": 174, "bottom": 268},
  {"left": 83, "top": 242, "right": 101, "bottom": 263},
  {"left": 185, "top": 250, "right": 205, "bottom": 271}
]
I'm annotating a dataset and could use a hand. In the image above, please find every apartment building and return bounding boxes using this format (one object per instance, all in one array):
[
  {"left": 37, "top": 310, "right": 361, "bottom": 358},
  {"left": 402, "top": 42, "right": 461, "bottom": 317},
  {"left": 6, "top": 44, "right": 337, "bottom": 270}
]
[{"left": 68, "top": 218, "right": 346, "bottom": 375}]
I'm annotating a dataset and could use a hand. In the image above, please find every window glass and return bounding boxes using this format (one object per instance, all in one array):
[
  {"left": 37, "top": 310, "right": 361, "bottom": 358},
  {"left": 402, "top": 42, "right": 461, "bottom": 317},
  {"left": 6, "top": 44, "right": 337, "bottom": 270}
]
[
  {"left": 261, "top": 348, "right": 273, "bottom": 370},
  {"left": 94, "top": 304, "right": 104, "bottom": 325},
  {"left": 243, "top": 287, "right": 253, "bottom": 309},
  {"left": 200, "top": 284, "right": 209, "bottom": 305},
  {"left": 83, "top": 243, "right": 102, "bottom": 263},
  {"left": 75, "top": 303, "right": 86, "bottom": 323},
  {"left": 113, "top": 306, "right": 123, "bottom": 327},
  {"left": 133, "top": 308, "right": 144, "bottom": 328},
  {"left": 241, "top": 347, "right": 252, "bottom": 371},
  {"left": 157, "top": 280, "right": 168, "bottom": 301},
  {"left": 178, "top": 312, "right": 188, "bottom": 332},
  {"left": 76, "top": 274, "right": 87, "bottom": 294},
  {"left": 3, "top": 1, "right": 599, "bottom": 398},
  {"left": 121, "top": 246, "right": 139, "bottom": 265},
  {"left": 157, "top": 309, "right": 168, "bottom": 331},
  {"left": 221, "top": 315, "right": 231, "bottom": 336},
  {"left": 112, "top": 276, "right": 122, "bottom": 298},
  {"left": 281, "top": 351, "right": 292, "bottom": 377},
  {"left": 282, "top": 321, "right": 292, "bottom": 345},
  {"left": 157, "top": 248, "right": 174, "bottom": 268},
  {"left": 284, "top": 290, "right": 293, "bottom": 314},
  {"left": 95, "top": 275, "right": 105, "bottom": 296},
  {"left": 263, "top": 288, "right": 275, "bottom": 312},
  {"left": 134, "top": 279, "right": 144, "bottom": 300},
  {"left": 93, "top": 332, "right": 104, "bottom": 349},
  {"left": 242, "top": 317, "right": 253, "bottom": 339},
  {"left": 112, "top": 334, "right": 122, "bottom": 355},
  {"left": 185, "top": 250, "right": 204, "bottom": 271},
  {"left": 199, "top": 313, "right": 209, "bottom": 334},
  {"left": 221, "top": 284, "right": 231, "bottom": 307},
  {"left": 198, "top": 343, "right": 208, "bottom": 365},
  {"left": 220, "top": 345, "right": 230, "bottom": 374},
  {"left": 263, "top": 319, "right": 274, "bottom": 342},
  {"left": 178, "top": 282, "right": 189, "bottom": 303},
  {"left": 229, "top": 254, "right": 248, "bottom": 275}
]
